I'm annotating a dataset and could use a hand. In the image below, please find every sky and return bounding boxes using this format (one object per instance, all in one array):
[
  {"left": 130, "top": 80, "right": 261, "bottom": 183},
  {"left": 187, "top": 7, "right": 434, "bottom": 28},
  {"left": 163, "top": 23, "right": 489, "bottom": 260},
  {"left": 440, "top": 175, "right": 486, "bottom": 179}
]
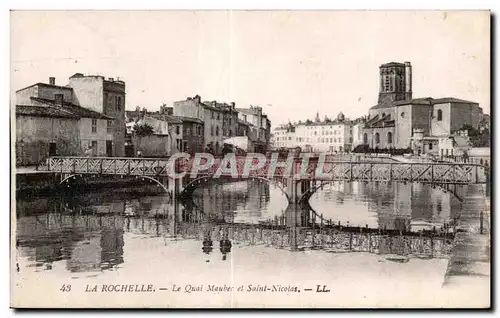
[{"left": 10, "top": 11, "right": 490, "bottom": 127}]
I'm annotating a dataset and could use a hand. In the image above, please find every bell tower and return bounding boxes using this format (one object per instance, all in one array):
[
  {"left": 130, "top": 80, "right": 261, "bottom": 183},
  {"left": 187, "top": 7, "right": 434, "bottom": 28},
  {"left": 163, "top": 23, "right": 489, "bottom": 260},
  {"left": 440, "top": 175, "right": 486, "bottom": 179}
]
[{"left": 378, "top": 61, "right": 412, "bottom": 105}]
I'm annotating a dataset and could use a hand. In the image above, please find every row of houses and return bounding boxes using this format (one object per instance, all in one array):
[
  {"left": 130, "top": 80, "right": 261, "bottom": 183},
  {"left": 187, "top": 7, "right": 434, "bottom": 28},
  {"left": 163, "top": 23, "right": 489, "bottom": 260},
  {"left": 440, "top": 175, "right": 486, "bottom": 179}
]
[
  {"left": 14, "top": 75, "right": 272, "bottom": 166},
  {"left": 271, "top": 61, "right": 490, "bottom": 163},
  {"left": 124, "top": 96, "right": 271, "bottom": 157}
]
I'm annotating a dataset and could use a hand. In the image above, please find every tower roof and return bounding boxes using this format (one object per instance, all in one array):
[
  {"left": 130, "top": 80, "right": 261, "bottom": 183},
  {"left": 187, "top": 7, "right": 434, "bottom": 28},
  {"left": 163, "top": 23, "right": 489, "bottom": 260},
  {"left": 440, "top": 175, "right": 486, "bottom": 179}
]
[{"left": 380, "top": 62, "right": 406, "bottom": 68}]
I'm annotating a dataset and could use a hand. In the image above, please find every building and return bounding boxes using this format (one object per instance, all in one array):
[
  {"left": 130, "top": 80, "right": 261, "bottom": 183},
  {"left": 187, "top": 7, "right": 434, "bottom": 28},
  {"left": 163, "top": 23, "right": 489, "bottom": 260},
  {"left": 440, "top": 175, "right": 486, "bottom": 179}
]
[
  {"left": 174, "top": 95, "right": 271, "bottom": 155},
  {"left": 363, "top": 62, "right": 484, "bottom": 152},
  {"left": 273, "top": 112, "right": 354, "bottom": 153},
  {"left": 351, "top": 118, "right": 367, "bottom": 150},
  {"left": 15, "top": 105, "right": 80, "bottom": 166},
  {"left": 125, "top": 107, "right": 187, "bottom": 156},
  {"left": 15, "top": 74, "right": 126, "bottom": 158},
  {"left": 173, "top": 95, "right": 225, "bottom": 154},
  {"left": 15, "top": 78, "right": 116, "bottom": 165},
  {"left": 68, "top": 73, "right": 126, "bottom": 156},
  {"left": 236, "top": 106, "right": 271, "bottom": 153},
  {"left": 175, "top": 116, "right": 204, "bottom": 154}
]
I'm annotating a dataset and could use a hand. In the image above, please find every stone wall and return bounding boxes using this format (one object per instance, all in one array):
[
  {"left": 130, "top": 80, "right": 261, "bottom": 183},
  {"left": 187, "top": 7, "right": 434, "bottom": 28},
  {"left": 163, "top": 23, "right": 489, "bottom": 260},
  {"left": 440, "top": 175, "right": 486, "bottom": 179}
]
[{"left": 16, "top": 115, "right": 80, "bottom": 166}]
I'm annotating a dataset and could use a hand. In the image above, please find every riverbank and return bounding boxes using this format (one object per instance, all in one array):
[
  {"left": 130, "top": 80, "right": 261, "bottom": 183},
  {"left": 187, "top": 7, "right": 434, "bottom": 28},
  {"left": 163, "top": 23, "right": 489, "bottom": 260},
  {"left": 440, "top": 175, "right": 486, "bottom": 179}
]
[
  {"left": 15, "top": 170, "right": 154, "bottom": 198},
  {"left": 442, "top": 184, "right": 490, "bottom": 305}
]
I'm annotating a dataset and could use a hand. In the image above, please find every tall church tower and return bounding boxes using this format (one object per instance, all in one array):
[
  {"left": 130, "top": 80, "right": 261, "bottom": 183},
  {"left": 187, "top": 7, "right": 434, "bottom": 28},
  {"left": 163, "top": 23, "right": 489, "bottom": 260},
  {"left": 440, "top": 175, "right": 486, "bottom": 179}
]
[{"left": 378, "top": 61, "right": 412, "bottom": 105}]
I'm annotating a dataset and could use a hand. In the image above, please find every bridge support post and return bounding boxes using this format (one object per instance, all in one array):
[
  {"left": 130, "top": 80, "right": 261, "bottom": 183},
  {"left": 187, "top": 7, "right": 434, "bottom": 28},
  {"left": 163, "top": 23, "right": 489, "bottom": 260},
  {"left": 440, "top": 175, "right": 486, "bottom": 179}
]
[
  {"left": 286, "top": 178, "right": 297, "bottom": 204},
  {"left": 284, "top": 203, "right": 301, "bottom": 251}
]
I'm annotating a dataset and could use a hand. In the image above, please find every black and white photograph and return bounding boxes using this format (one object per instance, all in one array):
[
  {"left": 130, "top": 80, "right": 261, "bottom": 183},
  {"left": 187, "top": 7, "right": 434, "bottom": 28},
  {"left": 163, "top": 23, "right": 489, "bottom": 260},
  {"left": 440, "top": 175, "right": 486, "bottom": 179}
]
[{"left": 9, "top": 10, "right": 491, "bottom": 308}]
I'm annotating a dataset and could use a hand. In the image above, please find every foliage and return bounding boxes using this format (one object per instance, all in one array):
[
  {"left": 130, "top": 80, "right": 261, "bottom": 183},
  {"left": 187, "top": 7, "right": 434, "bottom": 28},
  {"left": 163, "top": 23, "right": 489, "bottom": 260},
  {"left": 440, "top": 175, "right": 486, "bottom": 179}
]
[
  {"left": 134, "top": 123, "right": 154, "bottom": 137},
  {"left": 460, "top": 125, "right": 490, "bottom": 147}
]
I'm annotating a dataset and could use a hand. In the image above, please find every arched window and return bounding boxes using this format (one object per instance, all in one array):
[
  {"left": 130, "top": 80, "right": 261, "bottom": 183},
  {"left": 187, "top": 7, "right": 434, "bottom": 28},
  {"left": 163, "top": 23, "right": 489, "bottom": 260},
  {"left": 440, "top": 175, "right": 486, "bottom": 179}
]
[
  {"left": 437, "top": 109, "right": 443, "bottom": 121},
  {"left": 387, "top": 132, "right": 393, "bottom": 144},
  {"left": 375, "top": 133, "right": 380, "bottom": 144},
  {"left": 363, "top": 133, "right": 368, "bottom": 144},
  {"left": 382, "top": 113, "right": 386, "bottom": 118}
]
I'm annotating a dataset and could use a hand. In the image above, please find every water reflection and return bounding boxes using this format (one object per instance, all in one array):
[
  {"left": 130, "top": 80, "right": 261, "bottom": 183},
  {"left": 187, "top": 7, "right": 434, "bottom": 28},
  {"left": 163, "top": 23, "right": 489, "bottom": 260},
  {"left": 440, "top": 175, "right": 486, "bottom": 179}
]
[{"left": 16, "top": 180, "right": 461, "bottom": 275}]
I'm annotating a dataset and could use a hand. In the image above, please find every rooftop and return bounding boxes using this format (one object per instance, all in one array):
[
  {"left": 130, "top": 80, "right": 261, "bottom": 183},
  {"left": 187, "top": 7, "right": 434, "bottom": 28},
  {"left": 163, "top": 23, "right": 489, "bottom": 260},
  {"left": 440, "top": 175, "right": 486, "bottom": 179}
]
[
  {"left": 370, "top": 97, "right": 478, "bottom": 109},
  {"left": 15, "top": 105, "right": 79, "bottom": 119},
  {"left": 15, "top": 82, "right": 73, "bottom": 93},
  {"left": 173, "top": 116, "right": 204, "bottom": 124},
  {"left": 380, "top": 62, "right": 407, "bottom": 68},
  {"left": 31, "top": 97, "right": 114, "bottom": 120}
]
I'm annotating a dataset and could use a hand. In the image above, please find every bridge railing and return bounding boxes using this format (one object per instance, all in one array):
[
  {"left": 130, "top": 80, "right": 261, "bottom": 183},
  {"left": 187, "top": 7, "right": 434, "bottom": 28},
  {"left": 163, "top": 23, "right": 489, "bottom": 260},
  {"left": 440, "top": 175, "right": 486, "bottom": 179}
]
[{"left": 45, "top": 156, "right": 487, "bottom": 184}]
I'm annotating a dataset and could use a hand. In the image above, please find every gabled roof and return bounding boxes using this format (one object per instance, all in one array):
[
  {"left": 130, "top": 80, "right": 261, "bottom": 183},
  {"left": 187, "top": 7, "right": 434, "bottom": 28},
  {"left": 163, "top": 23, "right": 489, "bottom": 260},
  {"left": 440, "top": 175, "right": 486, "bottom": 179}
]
[
  {"left": 31, "top": 97, "right": 114, "bottom": 120},
  {"left": 15, "top": 105, "right": 79, "bottom": 119},
  {"left": 15, "top": 82, "right": 73, "bottom": 93}
]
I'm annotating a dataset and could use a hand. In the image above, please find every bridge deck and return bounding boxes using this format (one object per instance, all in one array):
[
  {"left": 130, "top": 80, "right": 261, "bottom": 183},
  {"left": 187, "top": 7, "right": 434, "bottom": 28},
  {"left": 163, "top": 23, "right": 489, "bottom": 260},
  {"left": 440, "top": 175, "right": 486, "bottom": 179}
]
[{"left": 41, "top": 156, "right": 487, "bottom": 184}]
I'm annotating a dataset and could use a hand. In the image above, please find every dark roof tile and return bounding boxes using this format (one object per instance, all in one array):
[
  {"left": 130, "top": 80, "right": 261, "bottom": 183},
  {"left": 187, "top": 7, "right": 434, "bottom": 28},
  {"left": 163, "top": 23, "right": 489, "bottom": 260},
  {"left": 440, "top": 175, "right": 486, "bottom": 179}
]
[
  {"left": 15, "top": 105, "right": 79, "bottom": 119},
  {"left": 31, "top": 97, "right": 114, "bottom": 120}
]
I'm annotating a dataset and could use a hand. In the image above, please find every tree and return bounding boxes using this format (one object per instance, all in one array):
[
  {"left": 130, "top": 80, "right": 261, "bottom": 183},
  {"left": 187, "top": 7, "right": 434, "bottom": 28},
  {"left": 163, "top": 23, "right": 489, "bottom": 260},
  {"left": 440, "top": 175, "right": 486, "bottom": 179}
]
[
  {"left": 134, "top": 123, "right": 154, "bottom": 137},
  {"left": 460, "top": 124, "right": 490, "bottom": 147}
]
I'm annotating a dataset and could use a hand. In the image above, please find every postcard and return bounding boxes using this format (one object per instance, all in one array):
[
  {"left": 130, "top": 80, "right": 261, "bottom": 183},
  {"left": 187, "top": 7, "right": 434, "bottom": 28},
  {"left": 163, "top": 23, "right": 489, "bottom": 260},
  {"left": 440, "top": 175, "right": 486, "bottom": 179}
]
[{"left": 10, "top": 10, "right": 491, "bottom": 308}]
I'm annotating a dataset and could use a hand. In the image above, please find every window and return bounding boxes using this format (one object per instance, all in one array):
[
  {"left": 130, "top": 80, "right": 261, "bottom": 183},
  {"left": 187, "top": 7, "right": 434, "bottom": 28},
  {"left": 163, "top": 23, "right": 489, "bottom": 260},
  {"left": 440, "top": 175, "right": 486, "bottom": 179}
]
[
  {"left": 363, "top": 133, "right": 368, "bottom": 144},
  {"left": 349, "top": 137, "right": 353, "bottom": 143},
  {"left": 54, "top": 94, "right": 64, "bottom": 104},
  {"left": 91, "top": 119, "right": 97, "bottom": 133},
  {"left": 375, "top": 133, "right": 380, "bottom": 144},
  {"left": 217, "top": 113, "right": 220, "bottom": 120},
  {"left": 176, "top": 126, "right": 180, "bottom": 134},
  {"left": 382, "top": 113, "right": 386, "bottom": 118},
  {"left": 115, "top": 96, "right": 122, "bottom": 110},
  {"left": 216, "top": 126, "right": 219, "bottom": 136},
  {"left": 211, "top": 125, "right": 214, "bottom": 136},
  {"left": 429, "top": 143, "right": 433, "bottom": 150},
  {"left": 437, "top": 109, "right": 443, "bottom": 121},
  {"left": 401, "top": 112, "right": 405, "bottom": 118},
  {"left": 107, "top": 120, "right": 113, "bottom": 133},
  {"left": 387, "top": 132, "right": 393, "bottom": 144},
  {"left": 107, "top": 94, "right": 112, "bottom": 107}
]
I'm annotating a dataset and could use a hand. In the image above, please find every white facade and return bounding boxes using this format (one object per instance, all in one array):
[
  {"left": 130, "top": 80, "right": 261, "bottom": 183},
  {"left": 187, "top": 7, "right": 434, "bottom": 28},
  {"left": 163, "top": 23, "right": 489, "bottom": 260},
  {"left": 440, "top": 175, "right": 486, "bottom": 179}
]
[{"left": 273, "top": 121, "right": 354, "bottom": 152}]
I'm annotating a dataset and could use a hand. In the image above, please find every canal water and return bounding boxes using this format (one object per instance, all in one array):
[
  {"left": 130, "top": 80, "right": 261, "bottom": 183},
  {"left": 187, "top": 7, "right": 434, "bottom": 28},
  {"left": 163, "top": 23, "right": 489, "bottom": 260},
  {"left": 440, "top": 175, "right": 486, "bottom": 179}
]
[{"left": 16, "top": 179, "right": 461, "bottom": 273}]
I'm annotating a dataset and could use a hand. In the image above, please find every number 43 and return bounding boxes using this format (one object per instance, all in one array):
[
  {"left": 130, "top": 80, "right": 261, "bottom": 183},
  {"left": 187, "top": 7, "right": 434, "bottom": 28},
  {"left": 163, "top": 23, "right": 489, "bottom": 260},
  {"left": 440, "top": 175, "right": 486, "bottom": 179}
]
[{"left": 60, "top": 284, "right": 72, "bottom": 292}]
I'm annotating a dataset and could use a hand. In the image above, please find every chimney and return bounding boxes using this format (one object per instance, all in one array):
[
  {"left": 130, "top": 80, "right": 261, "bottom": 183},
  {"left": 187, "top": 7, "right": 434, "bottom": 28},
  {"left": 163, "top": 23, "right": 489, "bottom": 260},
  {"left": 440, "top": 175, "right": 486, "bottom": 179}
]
[
  {"left": 231, "top": 102, "right": 235, "bottom": 109},
  {"left": 108, "top": 77, "right": 114, "bottom": 82},
  {"left": 49, "top": 77, "right": 55, "bottom": 85},
  {"left": 404, "top": 61, "right": 412, "bottom": 99}
]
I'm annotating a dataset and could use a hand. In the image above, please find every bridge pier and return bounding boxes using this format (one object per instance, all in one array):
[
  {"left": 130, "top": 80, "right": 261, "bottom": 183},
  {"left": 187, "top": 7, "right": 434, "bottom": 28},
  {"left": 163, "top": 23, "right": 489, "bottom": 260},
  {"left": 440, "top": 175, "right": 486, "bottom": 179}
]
[{"left": 286, "top": 179, "right": 313, "bottom": 204}]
